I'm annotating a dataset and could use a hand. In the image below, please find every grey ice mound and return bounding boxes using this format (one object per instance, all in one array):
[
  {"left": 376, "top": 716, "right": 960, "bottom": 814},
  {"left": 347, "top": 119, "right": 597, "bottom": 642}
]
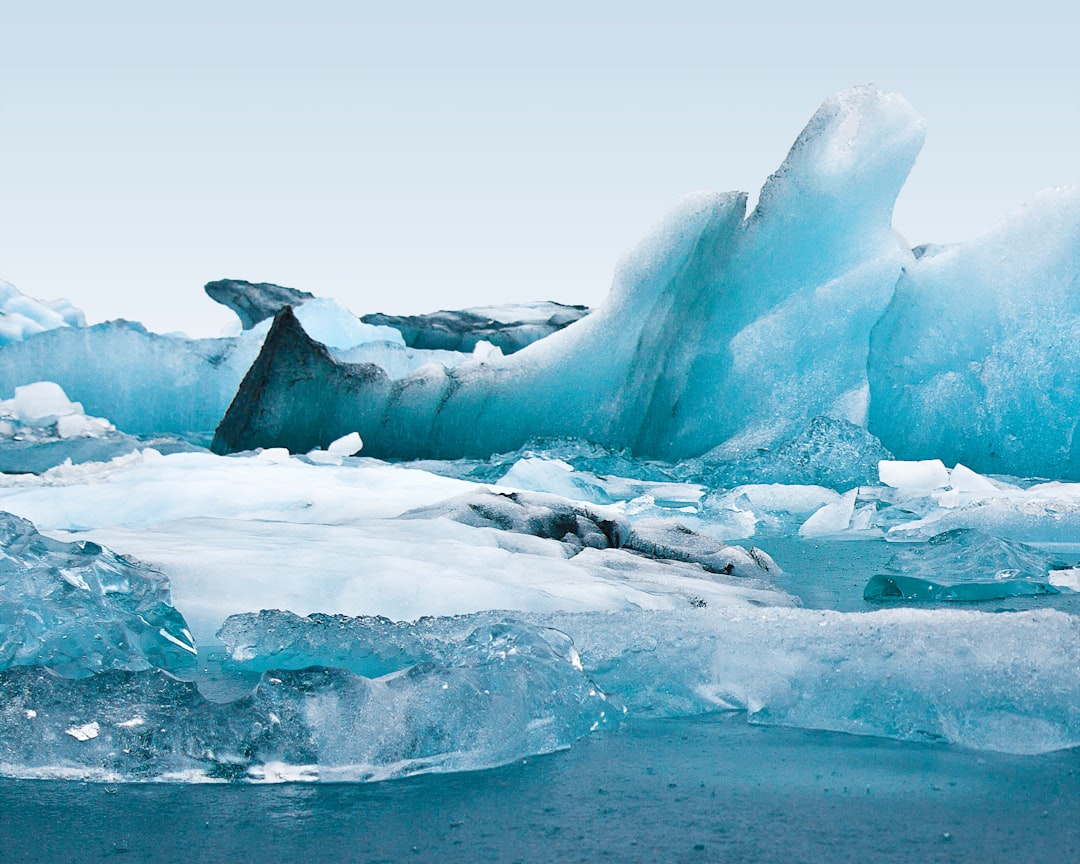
[
  {"left": 360, "top": 301, "right": 590, "bottom": 354},
  {"left": 204, "top": 278, "right": 315, "bottom": 330},
  {"left": 401, "top": 487, "right": 779, "bottom": 578}
]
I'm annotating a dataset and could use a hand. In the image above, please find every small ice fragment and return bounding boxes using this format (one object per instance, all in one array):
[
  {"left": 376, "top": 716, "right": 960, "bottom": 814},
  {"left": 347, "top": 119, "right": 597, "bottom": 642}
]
[
  {"left": 65, "top": 721, "right": 100, "bottom": 742},
  {"left": 949, "top": 463, "right": 998, "bottom": 493},
  {"left": 1048, "top": 569, "right": 1080, "bottom": 592},
  {"left": 472, "top": 340, "right": 503, "bottom": 361},
  {"left": 879, "top": 459, "right": 949, "bottom": 490},
  {"left": 799, "top": 489, "right": 857, "bottom": 536},
  {"left": 8, "top": 381, "right": 83, "bottom": 422},
  {"left": 327, "top": 432, "right": 363, "bottom": 457}
]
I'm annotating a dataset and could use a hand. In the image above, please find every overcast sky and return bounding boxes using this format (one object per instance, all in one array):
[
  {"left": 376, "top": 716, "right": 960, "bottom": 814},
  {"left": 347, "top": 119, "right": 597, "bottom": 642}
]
[{"left": 2, "top": 0, "right": 1077, "bottom": 336}]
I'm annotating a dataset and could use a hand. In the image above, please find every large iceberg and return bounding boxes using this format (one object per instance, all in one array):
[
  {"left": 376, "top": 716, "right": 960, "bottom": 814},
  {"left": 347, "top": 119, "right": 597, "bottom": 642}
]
[
  {"left": 0, "top": 298, "right": 455, "bottom": 440},
  {"left": 213, "top": 86, "right": 925, "bottom": 461}
]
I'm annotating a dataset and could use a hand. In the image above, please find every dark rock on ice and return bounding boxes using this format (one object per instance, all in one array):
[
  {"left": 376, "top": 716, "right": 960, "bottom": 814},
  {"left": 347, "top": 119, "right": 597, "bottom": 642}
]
[
  {"left": 211, "top": 306, "right": 391, "bottom": 455},
  {"left": 204, "top": 279, "right": 315, "bottom": 330},
  {"left": 360, "top": 301, "right": 590, "bottom": 354},
  {"left": 0, "top": 512, "right": 197, "bottom": 678},
  {"left": 401, "top": 488, "right": 777, "bottom": 577}
]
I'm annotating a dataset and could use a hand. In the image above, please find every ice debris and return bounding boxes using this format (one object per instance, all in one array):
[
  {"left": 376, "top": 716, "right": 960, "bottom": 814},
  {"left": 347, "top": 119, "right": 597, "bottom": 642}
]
[{"left": 0, "top": 512, "right": 196, "bottom": 678}]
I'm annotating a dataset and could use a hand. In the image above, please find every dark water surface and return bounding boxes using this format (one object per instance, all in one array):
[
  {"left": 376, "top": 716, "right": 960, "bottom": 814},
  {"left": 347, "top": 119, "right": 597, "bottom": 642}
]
[{"left": 2, "top": 713, "right": 1077, "bottom": 864}]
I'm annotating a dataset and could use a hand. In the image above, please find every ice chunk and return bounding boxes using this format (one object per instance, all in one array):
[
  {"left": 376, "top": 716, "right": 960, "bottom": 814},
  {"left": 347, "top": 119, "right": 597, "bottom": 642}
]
[
  {"left": 360, "top": 301, "right": 590, "bottom": 354},
  {"left": 212, "top": 87, "right": 926, "bottom": 461},
  {"left": 402, "top": 488, "right": 778, "bottom": 578},
  {"left": 0, "top": 280, "right": 85, "bottom": 346},
  {"left": 2, "top": 381, "right": 85, "bottom": 424},
  {"left": 864, "top": 528, "right": 1071, "bottom": 603},
  {"left": 326, "top": 431, "right": 363, "bottom": 457},
  {"left": 798, "top": 489, "right": 858, "bottom": 537},
  {"left": 0, "top": 619, "right": 613, "bottom": 781},
  {"left": 0, "top": 512, "right": 196, "bottom": 678},
  {"left": 869, "top": 187, "right": 1080, "bottom": 478},
  {"left": 878, "top": 459, "right": 950, "bottom": 491},
  {"left": 863, "top": 573, "right": 1059, "bottom": 603},
  {"left": 1048, "top": 569, "right": 1080, "bottom": 591}
]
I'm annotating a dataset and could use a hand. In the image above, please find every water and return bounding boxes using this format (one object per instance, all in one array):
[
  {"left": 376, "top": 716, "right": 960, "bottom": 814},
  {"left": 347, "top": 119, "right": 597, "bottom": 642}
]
[{"left": 2, "top": 712, "right": 1076, "bottom": 864}]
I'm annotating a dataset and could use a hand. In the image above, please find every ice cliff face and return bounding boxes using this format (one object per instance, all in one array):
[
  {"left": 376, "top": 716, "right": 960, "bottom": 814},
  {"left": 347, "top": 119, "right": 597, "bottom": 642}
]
[
  {"left": 869, "top": 187, "right": 1080, "bottom": 477},
  {"left": 214, "top": 86, "right": 927, "bottom": 462}
]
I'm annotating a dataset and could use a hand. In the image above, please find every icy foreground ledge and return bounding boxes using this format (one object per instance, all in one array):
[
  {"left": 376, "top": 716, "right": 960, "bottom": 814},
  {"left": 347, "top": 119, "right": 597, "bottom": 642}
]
[
  {"left": 0, "top": 512, "right": 196, "bottom": 678},
  {"left": 217, "top": 606, "right": 1080, "bottom": 757},
  {"left": 0, "top": 620, "right": 613, "bottom": 782}
]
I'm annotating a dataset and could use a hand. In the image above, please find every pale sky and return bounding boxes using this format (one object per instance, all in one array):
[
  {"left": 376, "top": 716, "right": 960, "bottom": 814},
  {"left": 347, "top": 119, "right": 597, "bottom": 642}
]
[{"left": 1, "top": 0, "right": 1077, "bottom": 336}]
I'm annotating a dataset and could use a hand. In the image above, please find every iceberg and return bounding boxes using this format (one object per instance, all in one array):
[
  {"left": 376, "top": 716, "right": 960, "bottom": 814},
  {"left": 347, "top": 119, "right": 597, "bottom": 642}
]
[
  {"left": 0, "top": 320, "right": 266, "bottom": 439},
  {"left": 212, "top": 86, "right": 925, "bottom": 461},
  {"left": 0, "top": 511, "right": 196, "bottom": 678},
  {"left": 0, "top": 280, "right": 85, "bottom": 346},
  {"left": 0, "top": 298, "right": 445, "bottom": 440}
]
